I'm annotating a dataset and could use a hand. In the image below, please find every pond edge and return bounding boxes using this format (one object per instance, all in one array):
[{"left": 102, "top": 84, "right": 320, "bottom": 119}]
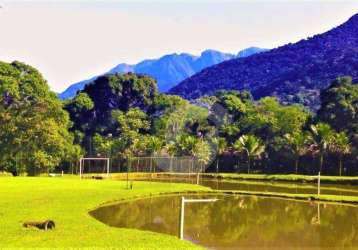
[{"left": 90, "top": 188, "right": 358, "bottom": 213}]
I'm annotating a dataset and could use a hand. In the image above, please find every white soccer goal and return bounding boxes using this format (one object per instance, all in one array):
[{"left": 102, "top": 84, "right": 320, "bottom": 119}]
[{"left": 79, "top": 157, "right": 110, "bottom": 179}]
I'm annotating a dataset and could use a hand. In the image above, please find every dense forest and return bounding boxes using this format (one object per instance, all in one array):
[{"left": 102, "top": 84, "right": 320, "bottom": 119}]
[{"left": 1, "top": 61, "right": 358, "bottom": 176}]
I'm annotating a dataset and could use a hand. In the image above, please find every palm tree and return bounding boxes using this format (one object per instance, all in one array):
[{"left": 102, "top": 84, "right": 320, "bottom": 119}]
[
  {"left": 175, "top": 134, "right": 197, "bottom": 156},
  {"left": 172, "top": 134, "right": 198, "bottom": 173},
  {"left": 146, "top": 136, "right": 164, "bottom": 156},
  {"left": 331, "top": 132, "right": 351, "bottom": 176},
  {"left": 212, "top": 137, "right": 227, "bottom": 173},
  {"left": 310, "top": 123, "right": 334, "bottom": 173},
  {"left": 284, "top": 132, "right": 312, "bottom": 174},
  {"left": 233, "top": 135, "right": 265, "bottom": 174},
  {"left": 145, "top": 136, "right": 164, "bottom": 172}
]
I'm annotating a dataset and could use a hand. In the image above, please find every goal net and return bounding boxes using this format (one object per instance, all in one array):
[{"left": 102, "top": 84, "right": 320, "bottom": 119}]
[
  {"left": 120, "top": 156, "right": 205, "bottom": 184},
  {"left": 79, "top": 158, "right": 110, "bottom": 179}
]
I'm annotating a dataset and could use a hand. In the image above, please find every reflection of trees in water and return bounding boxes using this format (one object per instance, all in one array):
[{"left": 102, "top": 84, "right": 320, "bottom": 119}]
[
  {"left": 91, "top": 196, "right": 182, "bottom": 235},
  {"left": 91, "top": 195, "right": 358, "bottom": 248}
]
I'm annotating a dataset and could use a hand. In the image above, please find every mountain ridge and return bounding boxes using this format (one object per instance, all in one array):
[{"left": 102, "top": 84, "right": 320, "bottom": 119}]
[
  {"left": 169, "top": 13, "right": 358, "bottom": 109},
  {"left": 59, "top": 47, "right": 268, "bottom": 99}
]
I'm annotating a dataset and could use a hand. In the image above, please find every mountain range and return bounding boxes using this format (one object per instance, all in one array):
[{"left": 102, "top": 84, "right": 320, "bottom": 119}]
[
  {"left": 169, "top": 13, "right": 358, "bottom": 109},
  {"left": 59, "top": 47, "right": 267, "bottom": 99}
]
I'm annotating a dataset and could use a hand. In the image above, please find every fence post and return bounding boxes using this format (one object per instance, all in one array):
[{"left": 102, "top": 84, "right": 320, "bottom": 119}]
[
  {"left": 127, "top": 157, "right": 130, "bottom": 189},
  {"left": 79, "top": 158, "right": 82, "bottom": 179},
  {"left": 317, "top": 171, "right": 321, "bottom": 196},
  {"left": 179, "top": 197, "right": 185, "bottom": 239},
  {"left": 107, "top": 159, "right": 110, "bottom": 178}
]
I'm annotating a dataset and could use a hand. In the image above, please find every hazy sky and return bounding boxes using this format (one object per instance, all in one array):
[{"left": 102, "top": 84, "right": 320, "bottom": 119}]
[{"left": 1, "top": 1, "right": 358, "bottom": 92}]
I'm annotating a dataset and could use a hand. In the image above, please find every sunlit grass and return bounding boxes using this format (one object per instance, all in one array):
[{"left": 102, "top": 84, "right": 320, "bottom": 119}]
[{"left": 0, "top": 177, "right": 209, "bottom": 248}]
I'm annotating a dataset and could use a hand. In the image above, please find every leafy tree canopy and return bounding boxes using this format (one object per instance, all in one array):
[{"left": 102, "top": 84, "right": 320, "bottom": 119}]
[
  {"left": 0, "top": 61, "right": 79, "bottom": 175},
  {"left": 65, "top": 73, "right": 158, "bottom": 136},
  {"left": 317, "top": 76, "right": 358, "bottom": 137}
]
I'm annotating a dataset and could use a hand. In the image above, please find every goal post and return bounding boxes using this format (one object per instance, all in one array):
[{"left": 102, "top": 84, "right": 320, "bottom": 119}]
[{"left": 79, "top": 157, "right": 110, "bottom": 179}]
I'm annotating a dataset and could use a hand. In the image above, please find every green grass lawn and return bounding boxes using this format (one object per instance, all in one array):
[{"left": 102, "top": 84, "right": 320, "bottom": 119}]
[{"left": 0, "top": 177, "right": 210, "bottom": 249}]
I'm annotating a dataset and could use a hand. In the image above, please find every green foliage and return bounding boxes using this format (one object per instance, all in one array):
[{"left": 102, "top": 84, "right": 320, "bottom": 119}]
[
  {"left": 93, "top": 133, "right": 114, "bottom": 157},
  {"left": 248, "top": 97, "right": 310, "bottom": 138},
  {"left": 65, "top": 73, "right": 157, "bottom": 137},
  {"left": 318, "top": 77, "right": 358, "bottom": 133},
  {"left": 110, "top": 108, "right": 151, "bottom": 158},
  {"left": 2, "top": 59, "right": 357, "bottom": 176},
  {"left": 331, "top": 132, "right": 351, "bottom": 176},
  {"left": 152, "top": 94, "right": 212, "bottom": 140},
  {"left": 0, "top": 61, "right": 79, "bottom": 175},
  {"left": 212, "top": 137, "right": 228, "bottom": 155},
  {"left": 172, "top": 134, "right": 198, "bottom": 157},
  {"left": 331, "top": 132, "right": 351, "bottom": 156},
  {"left": 317, "top": 76, "right": 358, "bottom": 156},
  {"left": 142, "top": 135, "right": 164, "bottom": 156},
  {"left": 209, "top": 91, "right": 254, "bottom": 142},
  {"left": 67, "top": 93, "right": 94, "bottom": 110},
  {"left": 113, "top": 108, "right": 150, "bottom": 135},
  {"left": 310, "top": 123, "right": 335, "bottom": 173},
  {"left": 193, "top": 139, "right": 212, "bottom": 165},
  {"left": 233, "top": 135, "right": 265, "bottom": 173},
  {"left": 284, "top": 132, "right": 312, "bottom": 173}
]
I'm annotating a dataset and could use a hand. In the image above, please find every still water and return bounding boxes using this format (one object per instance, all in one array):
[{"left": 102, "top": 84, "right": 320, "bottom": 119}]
[
  {"left": 90, "top": 194, "right": 358, "bottom": 249},
  {"left": 129, "top": 176, "right": 358, "bottom": 196}
]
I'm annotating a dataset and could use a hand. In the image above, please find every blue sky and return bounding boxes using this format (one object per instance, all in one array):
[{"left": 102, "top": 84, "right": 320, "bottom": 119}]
[{"left": 1, "top": 1, "right": 357, "bottom": 92}]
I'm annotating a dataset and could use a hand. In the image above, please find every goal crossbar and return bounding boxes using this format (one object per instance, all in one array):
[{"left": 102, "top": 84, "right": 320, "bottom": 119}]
[{"left": 79, "top": 157, "right": 110, "bottom": 179}]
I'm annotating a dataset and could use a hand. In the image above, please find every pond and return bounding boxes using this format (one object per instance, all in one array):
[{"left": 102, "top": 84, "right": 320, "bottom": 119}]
[
  {"left": 90, "top": 194, "right": 358, "bottom": 249},
  {"left": 126, "top": 176, "right": 358, "bottom": 196}
]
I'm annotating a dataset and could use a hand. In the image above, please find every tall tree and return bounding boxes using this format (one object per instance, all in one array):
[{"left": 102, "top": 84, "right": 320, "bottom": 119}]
[
  {"left": 209, "top": 90, "right": 253, "bottom": 143},
  {"left": 0, "top": 61, "right": 79, "bottom": 175},
  {"left": 310, "top": 123, "right": 335, "bottom": 174},
  {"left": 112, "top": 108, "right": 150, "bottom": 159},
  {"left": 174, "top": 134, "right": 198, "bottom": 157},
  {"left": 331, "top": 132, "right": 351, "bottom": 176},
  {"left": 193, "top": 139, "right": 212, "bottom": 172},
  {"left": 65, "top": 73, "right": 157, "bottom": 137},
  {"left": 212, "top": 137, "right": 227, "bottom": 173},
  {"left": 143, "top": 135, "right": 164, "bottom": 172},
  {"left": 233, "top": 135, "right": 265, "bottom": 174},
  {"left": 284, "top": 132, "right": 312, "bottom": 174},
  {"left": 144, "top": 136, "right": 164, "bottom": 156},
  {"left": 317, "top": 77, "right": 358, "bottom": 133}
]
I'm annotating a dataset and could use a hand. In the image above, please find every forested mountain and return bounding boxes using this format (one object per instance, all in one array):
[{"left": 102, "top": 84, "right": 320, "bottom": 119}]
[
  {"left": 59, "top": 47, "right": 267, "bottom": 99},
  {"left": 169, "top": 14, "right": 358, "bottom": 109}
]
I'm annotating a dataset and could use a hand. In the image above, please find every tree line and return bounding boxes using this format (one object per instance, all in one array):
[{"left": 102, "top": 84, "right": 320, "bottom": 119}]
[{"left": 0, "top": 61, "right": 357, "bottom": 175}]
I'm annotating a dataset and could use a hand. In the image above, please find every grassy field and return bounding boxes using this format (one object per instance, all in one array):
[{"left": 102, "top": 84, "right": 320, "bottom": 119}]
[
  {"left": 0, "top": 177, "right": 209, "bottom": 249},
  {"left": 2, "top": 174, "right": 358, "bottom": 249},
  {"left": 202, "top": 173, "right": 358, "bottom": 184}
]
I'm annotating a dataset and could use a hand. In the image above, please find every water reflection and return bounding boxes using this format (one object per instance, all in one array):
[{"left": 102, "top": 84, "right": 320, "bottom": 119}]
[
  {"left": 127, "top": 176, "right": 358, "bottom": 196},
  {"left": 90, "top": 195, "right": 358, "bottom": 249}
]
